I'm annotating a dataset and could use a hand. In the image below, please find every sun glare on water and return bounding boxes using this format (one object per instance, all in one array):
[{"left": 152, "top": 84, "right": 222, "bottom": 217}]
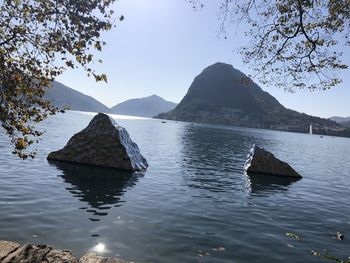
[{"left": 93, "top": 243, "right": 106, "bottom": 253}]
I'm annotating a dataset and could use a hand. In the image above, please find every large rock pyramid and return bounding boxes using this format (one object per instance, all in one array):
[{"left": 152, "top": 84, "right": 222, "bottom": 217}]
[{"left": 48, "top": 113, "right": 148, "bottom": 171}]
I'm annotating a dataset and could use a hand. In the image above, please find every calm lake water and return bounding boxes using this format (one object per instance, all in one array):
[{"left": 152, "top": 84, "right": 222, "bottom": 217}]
[{"left": 0, "top": 111, "right": 350, "bottom": 263}]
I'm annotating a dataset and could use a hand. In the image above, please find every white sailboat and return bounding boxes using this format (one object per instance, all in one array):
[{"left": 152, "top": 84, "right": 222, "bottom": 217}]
[{"left": 309, "top": 124, "right": 313, "bottom": 135}]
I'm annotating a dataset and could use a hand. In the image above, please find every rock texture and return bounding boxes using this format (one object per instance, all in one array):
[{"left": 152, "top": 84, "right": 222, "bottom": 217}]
[
  {"left": 0, "top": 241, "right": 128, "bottom": 263},
  {"left": 47, "top": 113, "right": 148, "bottom": 171},
  {"left": 80, "top": 253, "right": 127, "bottom": 263},
  {"left": 244, "top": 144, "right": 302, "bottom": 178},
  {"left": 0, "top": 242, "right": 78, "bottom": 263},
  {"left": 0, "top": 241, "right": 20, "bottom": 259}
]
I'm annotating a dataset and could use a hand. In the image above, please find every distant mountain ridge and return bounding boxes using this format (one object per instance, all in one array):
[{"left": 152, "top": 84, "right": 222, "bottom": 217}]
[
  {"left": 45, "top": 81, "right": 110, "bottom": 113},
  {"left": 330, "top": 116, "right": 350, "bottom": 128},
  {"left": 157, "top": 62, "right": 345, "bottom": 136},
  {"left": 110, "top": 95, "right": 177, "bottom": 117},
  {"left": 45, "top": 82, "right": 176, "bottom": 117},
  {"left": 330, "top": 116, "right": 350, "bottom": 123}
]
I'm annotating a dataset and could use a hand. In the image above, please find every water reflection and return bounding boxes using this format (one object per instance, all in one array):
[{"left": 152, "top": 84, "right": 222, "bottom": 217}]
[
  {"left": 179, "top": 124, "right": 301, "bottom": 200},
  {"left": 246, "top": 172, "right": 300, "bottom": 195},
  {"left": 93, "top": 243, "right": 106, "bottom": 253},
  {"left": 49, "top": 161, "right": 140, "bottom": 221},
  {"left": 180, "top": 125, "right": 252, "bottom": 193}
]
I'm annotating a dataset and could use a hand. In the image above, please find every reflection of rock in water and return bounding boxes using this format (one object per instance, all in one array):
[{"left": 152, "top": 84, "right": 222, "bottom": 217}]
[
  {"left": 49, "top": 161, "right": 140, "bottom": 221},
  {"left": 180, "top": 125, "right": 253, "bottom": 193},
  {"left": 246, "top": 172, "right": 300, "bottom": 195}
]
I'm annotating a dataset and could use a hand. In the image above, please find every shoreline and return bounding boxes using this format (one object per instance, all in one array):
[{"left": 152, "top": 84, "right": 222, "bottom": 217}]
[{"left": 0, "top": 240, "right": 129, "bottom": 263}]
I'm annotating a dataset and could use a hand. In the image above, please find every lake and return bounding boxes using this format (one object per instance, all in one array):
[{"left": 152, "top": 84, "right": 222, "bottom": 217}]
[{"left": 0, "top": 111, "right": 349, "bottom": 263}]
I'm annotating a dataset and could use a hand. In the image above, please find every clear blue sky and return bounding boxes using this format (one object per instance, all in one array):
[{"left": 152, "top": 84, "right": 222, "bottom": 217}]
[{"left": 56, "top": 0, "right": 350, "bottom": 118}]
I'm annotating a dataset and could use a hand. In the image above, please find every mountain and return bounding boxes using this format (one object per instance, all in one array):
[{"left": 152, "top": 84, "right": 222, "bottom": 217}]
[
  {"left": 157, "top": 62, "right": 344, "bottom": 135},
  {"left": 110, "top": 95, "right": 177, "bottom": 117},
  {"left": 44, "top": 82, "right": 177, "bottom": 117},
  {"left": 330, "top": 116, "right": 350, "bottom": 123},
  {"left": 44, "top": 81, "right": 110, "bottom": 113},
  {"left": 330, "top": 116, "right": 350, "bottom": 128}
]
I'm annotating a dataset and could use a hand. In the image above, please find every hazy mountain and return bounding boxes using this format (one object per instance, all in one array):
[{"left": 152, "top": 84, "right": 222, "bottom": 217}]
[
  {"left": 44, "top": 81, "right": 110, "bottom": 113},
  {"left": 330, "top": 116, "right": 350, "bottom": 123},
  {"left": 330, "top": 117, "right": 350, "bottom": 128},
  {"left": 110, "top": 95, "right": 177, "bottom": 117},
  {"left": 157, "top": 62, "right": 342, "bottom": 135}
]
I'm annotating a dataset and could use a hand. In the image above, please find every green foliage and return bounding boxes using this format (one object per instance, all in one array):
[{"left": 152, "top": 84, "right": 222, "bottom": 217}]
[
  {"left": 191, "top": 0, "right": 350, "bottom": 91},
  {"left": 0, "top": 0, "right": 118, "bottom": 159}
]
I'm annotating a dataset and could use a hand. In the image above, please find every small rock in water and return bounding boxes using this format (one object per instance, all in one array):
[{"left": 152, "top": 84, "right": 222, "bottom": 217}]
[
  {"left": 244, "top": 144, "right": 302, "bottom": 179},
  {"left": 47, "top": 113, "right": 148, "bottom": 171}
]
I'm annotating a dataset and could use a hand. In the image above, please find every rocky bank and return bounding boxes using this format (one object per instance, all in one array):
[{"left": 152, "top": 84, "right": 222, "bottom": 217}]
[{"left": 0, "top": 240, "right": 129, "bottom": 263}]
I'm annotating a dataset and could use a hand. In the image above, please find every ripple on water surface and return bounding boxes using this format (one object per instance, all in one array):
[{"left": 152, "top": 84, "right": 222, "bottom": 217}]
[{"left": 0, "top": 111, "right": 350, "bottom": 263}]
